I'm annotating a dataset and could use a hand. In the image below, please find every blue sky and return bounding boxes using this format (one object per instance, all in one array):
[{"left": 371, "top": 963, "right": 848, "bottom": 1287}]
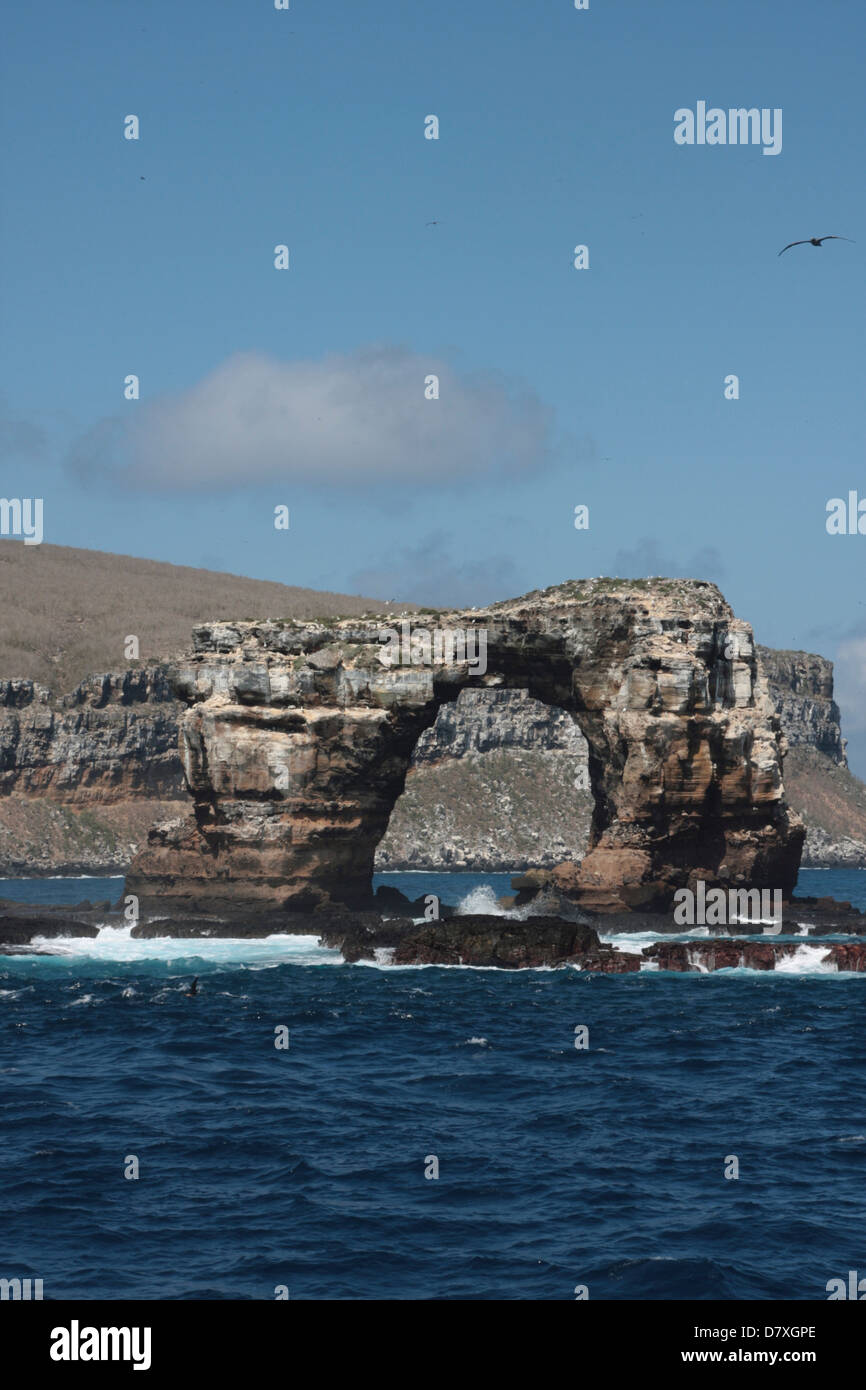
[{"left": 2, "top": 0, "right": 866, "bottom": 767}]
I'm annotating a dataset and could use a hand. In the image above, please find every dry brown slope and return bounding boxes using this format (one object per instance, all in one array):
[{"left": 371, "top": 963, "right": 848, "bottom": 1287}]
[
  {"left": 783, "top": 746, "right": 866, "bottom": 843},
  {"left": 0, "top": 542, "right": 416, "bottom": 691}
]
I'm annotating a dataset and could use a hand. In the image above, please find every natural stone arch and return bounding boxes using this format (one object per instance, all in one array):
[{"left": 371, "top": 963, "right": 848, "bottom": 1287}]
[
  {"left": 126, "top": 579, "right": 804, "bottom": 919},
  {"left": 374, "top": 686, "right": 592, "bottom": 873}
]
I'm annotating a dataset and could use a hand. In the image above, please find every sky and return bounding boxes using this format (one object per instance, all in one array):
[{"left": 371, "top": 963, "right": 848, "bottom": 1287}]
[{"left": 2, "top": 0, "right": 866, "bottom": 768}]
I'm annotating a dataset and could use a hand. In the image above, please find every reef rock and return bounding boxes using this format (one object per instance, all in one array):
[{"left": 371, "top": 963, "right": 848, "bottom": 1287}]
[
  {"left": 645, "top": 939, "right": 866, "bottom": 972},
  {"left": 126, "top": 579, "right": 805, "bottom": 919},
  {"left": 321, "top": 914, "right": 614, "bottom": 969}
]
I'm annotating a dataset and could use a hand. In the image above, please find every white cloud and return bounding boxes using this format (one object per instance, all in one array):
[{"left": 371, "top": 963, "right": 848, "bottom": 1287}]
[{"left": 68, "top": 347, "right": 554, "bottom": 491}]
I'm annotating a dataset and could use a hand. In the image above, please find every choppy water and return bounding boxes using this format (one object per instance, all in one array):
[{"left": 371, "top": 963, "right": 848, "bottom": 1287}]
[{"left": 1, "top": 868, "right": 865, "bottom": 1299}]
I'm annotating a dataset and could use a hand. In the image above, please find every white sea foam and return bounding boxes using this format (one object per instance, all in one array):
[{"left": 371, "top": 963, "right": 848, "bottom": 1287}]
[
  {"left": 27, "top": 924, "right": 341, "bottom": 967},
  {"left": 773, "top": 944, "right": 836, "bottom": 974},
  {"left": 599, "top": 927, "right": 710, "bottom": 952},
  {"left": 14, "top": 914, "right": 861, "bottom": 978},
  {"left": 455, "top": 885, "right": 509, "bottom": 916}
]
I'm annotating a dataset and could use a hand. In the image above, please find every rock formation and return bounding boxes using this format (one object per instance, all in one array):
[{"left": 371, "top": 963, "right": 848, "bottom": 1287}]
[
  {"left": 756, "top": 647, "right": 847, "bottom": 764},
  {"left": 2, "top": 595, "right": 862, "bottom": 880},
  {"left": 755, "top": 647, "right": 866, "bottom": 866},
  {"left": 643, "top": 939, "right": 866, "bottom": 972},
  {"left": 125, "top": 579, "right": 805, "bottom": 918},
  {"left": 376, "top": 641, "right": 866, "bottom": 871},
  {"left": 375, "top": 687, "right": 592, "bottom": 870},
  {"left": 0, "top": 669, "right": 183, "bottom": 798},
  {"left": 0, "top": 669, "right": 187, "bottom": 875}
]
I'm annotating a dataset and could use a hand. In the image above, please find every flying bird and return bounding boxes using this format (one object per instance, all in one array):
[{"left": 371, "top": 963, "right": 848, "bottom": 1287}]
[{"left": 778, "top": 235, "right": 854, "bottom": 257}]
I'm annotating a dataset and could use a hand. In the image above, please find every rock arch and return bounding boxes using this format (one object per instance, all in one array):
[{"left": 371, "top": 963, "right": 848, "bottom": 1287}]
[{"left": 126, "top": 579, "right": 805, "bottom": 918}]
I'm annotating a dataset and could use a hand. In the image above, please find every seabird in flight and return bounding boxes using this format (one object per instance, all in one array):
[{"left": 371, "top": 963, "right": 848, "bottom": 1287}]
[{"left": 778, "top": 235, "right": 854, "bottom": 256}]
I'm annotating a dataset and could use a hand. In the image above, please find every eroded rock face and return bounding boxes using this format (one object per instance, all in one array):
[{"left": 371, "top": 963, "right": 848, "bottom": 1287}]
[
  {"left": 0, "top": 668, "right": 183, "bottom": 799},
  {"left": 125, "top": 579, "right": 805, "bottom": 917},
  {"left": 756, "top": 647, "right": 847, "bottom": 765},
  {"left": 378, "top": 643, "right": 854, "bottom": 871},
  {"left": 376, "top": 687, "right": 592, "bottom": 871},
  {"left": 0, "top": 669, "right": 187, "bottom": 874}
]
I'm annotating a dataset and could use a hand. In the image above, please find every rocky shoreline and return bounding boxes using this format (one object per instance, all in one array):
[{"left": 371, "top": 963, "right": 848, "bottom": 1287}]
[{"left": 4, "top": 878, "right": 866, "bottom": 971}]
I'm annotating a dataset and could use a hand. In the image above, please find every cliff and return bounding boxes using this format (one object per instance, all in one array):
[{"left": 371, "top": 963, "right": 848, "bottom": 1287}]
[
  {"left": 0, "top": 668, "right": 187, "bottom": 875},
  {"left": 375, "top": 643, "right": 866, "bottom": 871},
  {"left": 0, "top": 544, "right": 415, "bottom": 876},
  {"left": 754, "top": 647, "right": 866, "bottom": 866},
  {"left": 125, "top": 578, "right": 805, "bottom": 917},
  {"left": 0, "top": 668, "right": 183, "bottom": 799},
  {"left": 375, "top": 689, "right": 593, "bottom": 870},
  {"left": 756, "top": 646, "right": 847, "bottom": 765},
  {"left": 0, "top": 573, "right": 863, "bottom": 879}
]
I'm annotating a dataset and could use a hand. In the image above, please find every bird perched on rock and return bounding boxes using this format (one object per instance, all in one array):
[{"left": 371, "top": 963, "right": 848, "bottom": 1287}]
[{"left": 778, "top": 235, "right": 854, "bottom": 256}]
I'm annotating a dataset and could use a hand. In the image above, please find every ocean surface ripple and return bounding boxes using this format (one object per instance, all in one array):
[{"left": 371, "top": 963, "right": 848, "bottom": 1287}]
[{"left": 1, "top": 869, "right": 864, "bottom": 1300}]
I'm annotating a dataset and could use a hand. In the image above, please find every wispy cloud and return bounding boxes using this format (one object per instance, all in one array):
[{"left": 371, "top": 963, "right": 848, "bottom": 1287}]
[
  {"left": 350, "top": 532, "right": 525, "bottom": 609},
  {"left": 612, "top": 536, "right": 727, "bottom": 581},
  {"left": 0, "top": 397, "right": 48, "bottom": 463},
  {"left": 67, "top": 347, "right": 555, "bottom": 492}
]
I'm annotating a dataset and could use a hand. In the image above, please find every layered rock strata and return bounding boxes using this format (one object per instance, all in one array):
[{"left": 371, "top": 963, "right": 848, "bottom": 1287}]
[
  {"left": 126, "top": 579, "right": 805, "bottom": 917},
  {"left": 375, "top": 688, "right": 593, "bottom": 870},
  {"left": 377, "top": 643, "right": 862, "bottom": 870},
  {"left": 0, "top": 634, "right": 859, "bottom": 877},
  {"left": 756, "top": 647, "right": 847, "bottom": 764},
  {"left": 0, "top": 669, "right": 187, "bottom": 874},
  {"left": 0, "top": 669, "right": 183, "bottom": 798}
]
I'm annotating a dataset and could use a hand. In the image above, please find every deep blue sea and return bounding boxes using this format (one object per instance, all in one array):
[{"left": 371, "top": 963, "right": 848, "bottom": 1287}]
[{"left": 1, "top": 868, "right": 865, "bottom": 1301}]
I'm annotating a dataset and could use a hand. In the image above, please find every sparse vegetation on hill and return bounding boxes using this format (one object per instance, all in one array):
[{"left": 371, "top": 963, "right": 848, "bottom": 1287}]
[{"left": 0, "top": 542, "right": 415, "bottom": 691}]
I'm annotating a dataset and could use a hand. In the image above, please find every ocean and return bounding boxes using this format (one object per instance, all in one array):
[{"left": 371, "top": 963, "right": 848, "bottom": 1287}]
[{"left": 1, "top": 868, "right": 864, "bottom": 1301}]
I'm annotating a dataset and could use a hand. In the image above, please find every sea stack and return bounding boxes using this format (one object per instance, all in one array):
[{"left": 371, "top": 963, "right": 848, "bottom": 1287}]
[{"left": 125, "top": 578, "right": 805, "bottom": 920}]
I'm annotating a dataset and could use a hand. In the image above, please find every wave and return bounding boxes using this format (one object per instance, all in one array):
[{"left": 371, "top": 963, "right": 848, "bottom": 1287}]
[
  {"left": 455, "top": 884, "right": 510, "bottom": 916},
  {"left": 27, "top": 924, "right": 342, "bottom": 967},
  {"left": 772, "top": 944, "right": 836, "bottom": 974}
]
